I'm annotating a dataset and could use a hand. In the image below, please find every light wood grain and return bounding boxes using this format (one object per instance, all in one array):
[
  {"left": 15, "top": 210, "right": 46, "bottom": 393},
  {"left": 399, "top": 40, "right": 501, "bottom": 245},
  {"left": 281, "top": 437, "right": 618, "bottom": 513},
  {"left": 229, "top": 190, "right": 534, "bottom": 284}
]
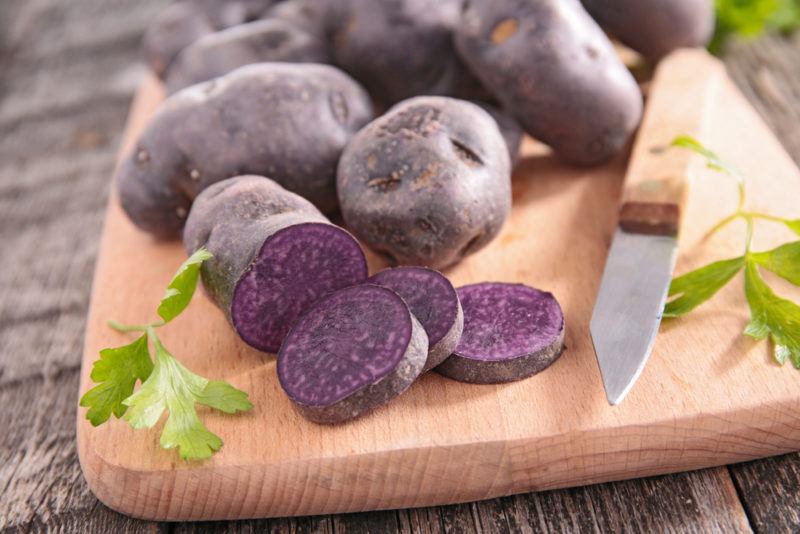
[
  {"left": 620, "top": 49, "right": 724, "bottom": 236},
  {"left": 76, "top": 51, "right": 800, "bottom": 521}
]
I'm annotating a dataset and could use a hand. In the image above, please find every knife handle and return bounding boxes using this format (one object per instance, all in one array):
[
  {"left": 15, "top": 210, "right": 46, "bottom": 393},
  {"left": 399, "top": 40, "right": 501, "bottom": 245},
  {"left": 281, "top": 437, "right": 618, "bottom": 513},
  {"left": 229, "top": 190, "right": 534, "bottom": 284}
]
[{"left": 619, "top": 49, "right": 724, "bottom": 237}]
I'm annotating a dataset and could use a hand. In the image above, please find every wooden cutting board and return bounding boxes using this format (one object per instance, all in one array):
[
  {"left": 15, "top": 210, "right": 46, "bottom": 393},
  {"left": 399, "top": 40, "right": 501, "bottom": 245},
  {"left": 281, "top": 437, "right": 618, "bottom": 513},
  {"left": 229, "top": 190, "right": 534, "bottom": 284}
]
[{"left": 77, "top": 50, "right": 800, "bottom": 521}]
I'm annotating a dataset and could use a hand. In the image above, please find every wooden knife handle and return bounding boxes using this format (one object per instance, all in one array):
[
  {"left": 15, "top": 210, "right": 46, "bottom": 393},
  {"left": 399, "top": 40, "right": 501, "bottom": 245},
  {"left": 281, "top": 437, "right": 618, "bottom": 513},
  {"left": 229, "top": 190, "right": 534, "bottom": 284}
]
[{"left": 619, "top": 49, "right": 724, "bottom": 236}]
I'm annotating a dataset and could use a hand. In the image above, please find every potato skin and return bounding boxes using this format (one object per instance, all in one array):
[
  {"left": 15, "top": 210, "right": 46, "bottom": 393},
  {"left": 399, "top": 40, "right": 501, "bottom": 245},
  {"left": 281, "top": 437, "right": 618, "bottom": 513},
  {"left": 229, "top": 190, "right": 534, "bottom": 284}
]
[
  {"left": 328, "top": 0, "right": 488, "bottom": 105},
  {"left": 337, "top": 96, "right": 511, "bottom": 269},
  {"left": 184, "top": 176, "right": 325, "bottom": 316},
  {"left": 475, "top": 102, "right": 524, "bottom": 167},
  {"left": 581, "top": 0, "right": 714, "bottom": 60},
  {"left": 118, "top": 63, "right": 373, "bottom": 238},
  {"left": 187, "top": 0, "right": 276, "bottom": 28},
  {"left": 142, "top": 2, "right": 216, "bottom": 78},
  {"left": 454, "top": 0, "right": 643, "bottom": 165},
  {"left": 263, "top": 0, "right": 334, "bottom": 43},
  {"left": 184, "top": 176, "right": 368, "bottom": 352},
  {"left": 165, "top": 19, "right": 330, "bottom": 94}
]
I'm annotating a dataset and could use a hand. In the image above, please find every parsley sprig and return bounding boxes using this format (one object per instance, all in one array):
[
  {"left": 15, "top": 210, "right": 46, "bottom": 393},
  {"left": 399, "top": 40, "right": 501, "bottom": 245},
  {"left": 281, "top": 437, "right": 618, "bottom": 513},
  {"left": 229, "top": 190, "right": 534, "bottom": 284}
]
[
  {"left": 80, "top": 248, "right": 253, "bottom": 460},
  {"left": 664, "top": 136, "right": 800, "bottom": 367}
]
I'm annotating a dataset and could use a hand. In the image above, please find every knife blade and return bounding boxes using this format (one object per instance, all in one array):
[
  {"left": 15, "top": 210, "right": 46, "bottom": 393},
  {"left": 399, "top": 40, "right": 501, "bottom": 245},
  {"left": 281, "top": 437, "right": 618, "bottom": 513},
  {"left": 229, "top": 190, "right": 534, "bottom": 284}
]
[{"left": 590, "top": 49, "right": 724, "bottom": 405}]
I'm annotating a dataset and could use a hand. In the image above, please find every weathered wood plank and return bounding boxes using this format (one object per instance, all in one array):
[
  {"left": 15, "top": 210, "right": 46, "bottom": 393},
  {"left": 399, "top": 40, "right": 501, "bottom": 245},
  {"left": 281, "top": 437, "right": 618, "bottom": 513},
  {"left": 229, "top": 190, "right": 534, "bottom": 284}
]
[
  {"left": 729, "top": 455, "right": 800, "bottom": 533},
  {"left": 724, "top": 34, "right": 800, "bottom": 163},
  {"left": 0, "top": 0, "right": 167, "bottom": 532}
]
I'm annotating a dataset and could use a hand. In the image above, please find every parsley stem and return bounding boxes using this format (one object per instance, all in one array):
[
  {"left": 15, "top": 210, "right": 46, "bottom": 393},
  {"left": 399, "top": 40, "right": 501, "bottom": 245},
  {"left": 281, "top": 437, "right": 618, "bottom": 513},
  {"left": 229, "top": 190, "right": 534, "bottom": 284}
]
[
  {"left": 108, "top": 319, "right": 164, "bottom": 332},
  {"left": 705, "top": 212, "right": 740, "bottom": 239},
  {"left": 744, "top": 215, "right": 754, "bottom": 254},
  {"left": 745, "top": 211, "right": 788, "bottom": 224}
]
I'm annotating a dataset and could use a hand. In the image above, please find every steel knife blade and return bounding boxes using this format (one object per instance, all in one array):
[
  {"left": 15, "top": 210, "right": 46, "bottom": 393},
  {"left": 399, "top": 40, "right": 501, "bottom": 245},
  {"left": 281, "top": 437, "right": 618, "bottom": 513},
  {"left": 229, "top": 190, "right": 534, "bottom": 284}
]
[{"left": 590, "top": 49, "right": 724, "bottom": 405}]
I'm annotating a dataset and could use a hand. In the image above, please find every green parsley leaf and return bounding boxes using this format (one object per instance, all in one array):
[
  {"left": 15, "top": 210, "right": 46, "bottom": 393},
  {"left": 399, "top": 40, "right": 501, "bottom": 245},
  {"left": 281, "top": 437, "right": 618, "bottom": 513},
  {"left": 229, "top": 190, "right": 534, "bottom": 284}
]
[
  {"left": 743, "top": 260, "right": 800, "bottom": 366},
  {"left": 664, "top": 256, "right": 745, "bottom": 317},
  {"left": 197, "top": 380, "right": 254, "bottom": 413},
  {"left": 157, "top": 248, "right": 213, "bottom": 324},
  {"left": 784, "top": 219, "right": 800, "bottom": 236},
  {"left": 79, "top": 334, "right": 153, "bottom": 426},
  {"left": 750, "top": 241, "right": 800, "bottom": 286},
  {"left": 711, "top": 0, "right": 800, "bottom": 53},
  {"left": 122, "top": 330, "right": 251, "bottom": 460}
]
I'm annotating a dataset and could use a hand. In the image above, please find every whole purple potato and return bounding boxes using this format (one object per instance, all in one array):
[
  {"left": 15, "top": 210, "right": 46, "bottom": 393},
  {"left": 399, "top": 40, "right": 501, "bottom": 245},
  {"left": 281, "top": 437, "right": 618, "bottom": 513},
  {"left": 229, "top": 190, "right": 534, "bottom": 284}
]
[
  {"left": 581, "top": 0, "right": 715, "bottom": 61},
  {"left": 187, "top": 0, "right": 277, "bottom": 28},
  {"left": 454, "top": 0, "right": 643, "bottom": 165},
  {"left": 263, "top": 0, "right": 334, "bottom": 43},
  {"left": 184, "top": 176, "right": 368, "bottom": 353},
  {"left": 142, "top": 2, "right": 216, "bottom": 78},
  {"left": 118, "top": 63, "right": 373, "bottom": 238},
  {"left": 475, "top": 102, "right": 525, "bottom": 168},
  {"left": 337, "top": 96, "right": 511, "bottom": 269},
  {"left": 165, "top": 19, "right": 330, "bottom": 94},
  {"left": 328, "top": 0, "right": 488, "bottom": 105}
]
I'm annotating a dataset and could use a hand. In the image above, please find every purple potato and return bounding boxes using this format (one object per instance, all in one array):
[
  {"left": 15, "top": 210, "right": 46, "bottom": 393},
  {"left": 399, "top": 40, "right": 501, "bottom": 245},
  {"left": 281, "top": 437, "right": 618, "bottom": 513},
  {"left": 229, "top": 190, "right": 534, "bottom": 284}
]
[
  {"left": 475, "top": 102, "right": 525, "bottom": 167},
  {"left": 165, "top": 19, "right": 330, "bottom": 94},
  {"left": 142, "top": 2, "right": 216, "bottom": 79},
  {"left": 436, "top": 283, "right": 565, "bottom": 384},
  {"left": 184, "top": 176, "right": 368, "bottom": 353},
  {"left": 454, "top": 0, "right": 643, "bottom": 165},
  {"left": 369, "top": 267, "right": 463, "bottom": 371},
  {"left": 278, "top": 284, "right": 428, "bottom": 424},
  {"left": 187, "top": 0, "right": 277, "bottom": 28},
  {"left": 263, "top": 0, "right": 334, "bottom": 43},
  {"left": 581, "top": 0, "right": 714, "bottom": 61},
  {"left": 118, "top": 62, "right": 373, "bottom": 238},
  {"left": 328, "top": 0, "right": 488, "bottom": 105},
  {"left": 337, "top": 96, "right": 511, "bottom": 269}
]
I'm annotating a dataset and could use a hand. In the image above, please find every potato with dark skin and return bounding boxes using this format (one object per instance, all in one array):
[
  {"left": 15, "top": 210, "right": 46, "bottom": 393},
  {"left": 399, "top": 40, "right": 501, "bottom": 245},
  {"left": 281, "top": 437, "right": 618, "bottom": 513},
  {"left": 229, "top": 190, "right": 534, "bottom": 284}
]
[
  {"left": 142, "top": 0, "right": 277, "bottom": 79},
  {"left": 328, "top": 0, "right": 488, "bottom": 105},
  {"left": 581, "top": 0, "right": 715, "bottom": 61},
  {"left": 263, "top": 0, "right": 334, "bottom": 43},
  {"left": 187, "top": 0, "right": 276, "bottom": 28},
  {"left": 142, "top": 2, "right": 216, "bottom": 79},
  {"left": 184, "top": 176, "right": 368, "bottom": 353},
  {"left": 165, "top": 19, "right": 330, "bottom": 94},
  {"left": 337, "top": 96, "right": 511, "bottom": 269},
  {"left": 454, "top": 0, "right": 643, "bottom": 165},
  {"left": 117, "top": 63, "right": 373, "bottom": 238},
  {"left": 476, "top": 102, "right": 524, "bottom": 167}
]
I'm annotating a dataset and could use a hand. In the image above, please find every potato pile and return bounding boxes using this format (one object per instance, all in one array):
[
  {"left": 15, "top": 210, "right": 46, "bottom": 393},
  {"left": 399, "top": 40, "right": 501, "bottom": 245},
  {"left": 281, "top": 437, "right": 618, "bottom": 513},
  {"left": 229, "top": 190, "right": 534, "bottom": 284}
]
[
  {"left": 119, "top": 0, "right": 712, "bottom": 422},
  {"left": 129, "top": 0, "right": 712, "bottom": 260}
]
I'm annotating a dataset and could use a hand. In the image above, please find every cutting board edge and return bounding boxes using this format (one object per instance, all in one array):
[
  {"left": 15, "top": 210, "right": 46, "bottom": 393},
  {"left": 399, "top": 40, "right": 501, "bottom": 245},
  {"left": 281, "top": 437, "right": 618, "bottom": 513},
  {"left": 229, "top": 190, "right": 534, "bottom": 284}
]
[{"left": 77, "top": 394, "right": 800, "bottom": 521}]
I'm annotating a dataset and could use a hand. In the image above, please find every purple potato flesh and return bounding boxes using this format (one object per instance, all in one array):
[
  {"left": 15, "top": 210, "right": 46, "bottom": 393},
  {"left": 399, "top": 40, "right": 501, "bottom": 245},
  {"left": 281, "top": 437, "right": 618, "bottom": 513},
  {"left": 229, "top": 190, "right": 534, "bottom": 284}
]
[
  {"left": 118, "top": 62, "right": 373, "bottom": 238},
  {"left": 436, "top": 283, "right": 565, "bottom": 384},
  {"left": 278, "top": 284, "right": 428, "bottom": 424},
  {"left": 184, "top": 176, "right": 368, "bottom": 353},
  {"left": 369, "top": 267, "right": 463, "bottom": 372},
  {"left": 165, "top": 19, "right": 330, "bottom": 94}
]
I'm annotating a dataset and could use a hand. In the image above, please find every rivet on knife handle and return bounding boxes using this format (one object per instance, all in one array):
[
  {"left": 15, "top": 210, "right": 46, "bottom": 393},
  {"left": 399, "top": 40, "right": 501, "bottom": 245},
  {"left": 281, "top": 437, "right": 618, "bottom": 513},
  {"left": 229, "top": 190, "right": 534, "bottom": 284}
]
[{"left": 618, "top": 49, "right": 724, "bottom": 237}]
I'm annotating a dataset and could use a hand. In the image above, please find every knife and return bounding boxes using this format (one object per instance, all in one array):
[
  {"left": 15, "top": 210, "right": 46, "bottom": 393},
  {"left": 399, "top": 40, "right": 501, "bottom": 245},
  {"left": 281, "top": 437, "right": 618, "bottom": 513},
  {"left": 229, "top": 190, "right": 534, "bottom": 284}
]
[{"left": 590, "top": 49, "right": 724, "bottom": 405}]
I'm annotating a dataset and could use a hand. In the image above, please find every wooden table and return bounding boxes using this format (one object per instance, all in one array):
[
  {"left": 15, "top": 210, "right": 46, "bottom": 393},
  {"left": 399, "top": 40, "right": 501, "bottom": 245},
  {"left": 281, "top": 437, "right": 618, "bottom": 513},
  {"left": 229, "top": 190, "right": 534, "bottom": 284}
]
[{"left": 2, "top": 1, "right": 800, "bottom": 532}]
